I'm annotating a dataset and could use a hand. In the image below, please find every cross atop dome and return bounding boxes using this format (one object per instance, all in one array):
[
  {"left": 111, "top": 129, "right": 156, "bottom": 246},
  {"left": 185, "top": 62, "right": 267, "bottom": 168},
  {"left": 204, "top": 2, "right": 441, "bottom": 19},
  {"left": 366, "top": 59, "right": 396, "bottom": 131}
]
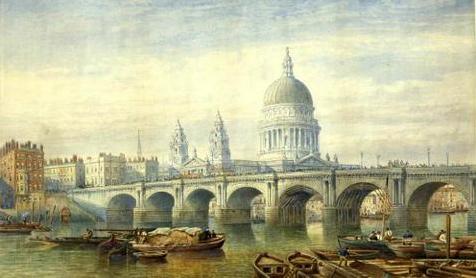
[{"left": 282, "top": 47, "right": 294, "bottom": 77}]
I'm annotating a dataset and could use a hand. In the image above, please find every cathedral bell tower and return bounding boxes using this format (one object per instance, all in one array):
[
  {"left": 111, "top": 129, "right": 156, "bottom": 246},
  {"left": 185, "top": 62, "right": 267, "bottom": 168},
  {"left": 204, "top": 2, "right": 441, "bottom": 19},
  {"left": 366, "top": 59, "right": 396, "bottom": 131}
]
[
  {"left": 209, "top": 111, "right": 232, "bottom": 170},
  {"left": 169, "top": 120, "right": 189, "bottom": 167}
]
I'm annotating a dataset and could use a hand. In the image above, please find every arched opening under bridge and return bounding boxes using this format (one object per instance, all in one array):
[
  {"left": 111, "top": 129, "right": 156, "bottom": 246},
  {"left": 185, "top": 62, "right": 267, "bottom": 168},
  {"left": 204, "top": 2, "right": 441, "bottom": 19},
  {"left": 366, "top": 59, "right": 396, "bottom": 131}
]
[
  {"left": 336, "top": 183, "right": 391, "bottom": 230},
  {"left": 106, "top": 194, "right": 136, "bottom": 228},
  {"left": 278, "top": 185, "right": 323, "bottom": 226},
  {"left": 408, "top": 182, "right": 469, "bottom": 233}
]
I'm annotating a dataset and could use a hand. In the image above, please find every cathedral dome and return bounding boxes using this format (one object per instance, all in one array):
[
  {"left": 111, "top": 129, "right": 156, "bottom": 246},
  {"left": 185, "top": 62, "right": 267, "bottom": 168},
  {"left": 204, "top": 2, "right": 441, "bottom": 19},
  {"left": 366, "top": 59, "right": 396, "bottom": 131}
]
[
  {"left": 264, "top": 76, "right": 313, "bottom": 106},
  {"left": 263, "top": 47, "right": 313, "bottom": 107}
]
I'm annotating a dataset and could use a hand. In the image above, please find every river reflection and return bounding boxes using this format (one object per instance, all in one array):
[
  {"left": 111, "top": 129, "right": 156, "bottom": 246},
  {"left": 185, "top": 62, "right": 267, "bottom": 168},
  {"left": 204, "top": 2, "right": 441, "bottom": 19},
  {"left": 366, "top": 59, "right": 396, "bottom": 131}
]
[{"left": 0, "top": 212, "right": 472, "bottom": 277}]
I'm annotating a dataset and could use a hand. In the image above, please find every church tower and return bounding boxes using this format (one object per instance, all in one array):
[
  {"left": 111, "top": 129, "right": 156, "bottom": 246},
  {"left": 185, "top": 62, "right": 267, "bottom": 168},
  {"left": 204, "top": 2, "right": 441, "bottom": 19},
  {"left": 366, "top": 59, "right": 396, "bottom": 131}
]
[
  {"left": 209, "top": 111, "right": 231, "bottom": 169},
  {"left": 169, "top": 120, "right": 189, "bottom": 167}
]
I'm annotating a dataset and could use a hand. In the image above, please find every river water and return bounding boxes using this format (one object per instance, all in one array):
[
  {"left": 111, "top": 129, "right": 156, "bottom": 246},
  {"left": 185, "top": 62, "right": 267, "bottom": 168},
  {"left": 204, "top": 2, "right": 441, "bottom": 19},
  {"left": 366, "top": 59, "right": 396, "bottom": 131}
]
[{"left": 0, "top": 213, "right": 471, "bottom": 278}]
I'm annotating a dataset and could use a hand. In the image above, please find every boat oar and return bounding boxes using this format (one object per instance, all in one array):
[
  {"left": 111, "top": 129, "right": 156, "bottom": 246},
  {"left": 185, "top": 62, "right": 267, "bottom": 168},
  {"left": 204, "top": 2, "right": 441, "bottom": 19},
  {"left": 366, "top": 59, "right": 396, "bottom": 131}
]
[{"left": 50, "top": 205, "right": 56, "bottom": 226}]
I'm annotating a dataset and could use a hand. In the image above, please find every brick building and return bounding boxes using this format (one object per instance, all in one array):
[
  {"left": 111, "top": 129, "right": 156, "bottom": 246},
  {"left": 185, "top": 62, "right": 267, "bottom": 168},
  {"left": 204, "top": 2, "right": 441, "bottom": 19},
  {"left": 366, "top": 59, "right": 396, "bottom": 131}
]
[{"left": 0, "top": 140, "right": 45, "bottom": 212}]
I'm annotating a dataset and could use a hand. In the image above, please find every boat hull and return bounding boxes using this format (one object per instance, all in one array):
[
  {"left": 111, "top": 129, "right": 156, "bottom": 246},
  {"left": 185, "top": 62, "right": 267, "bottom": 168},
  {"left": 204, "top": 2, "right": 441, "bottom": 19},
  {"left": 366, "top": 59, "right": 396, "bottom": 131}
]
[
  {"left": 310, "top": 248, "right": 380, "bottom": 261},
  {"left": 338, "top": 237, "right": 395, "bottom": 257},
  {"left": 132, "top": 235, "right": 225, "bottom": 252},
  {"left": 388, "top": 242, "right": 425, "bottom": 259}
]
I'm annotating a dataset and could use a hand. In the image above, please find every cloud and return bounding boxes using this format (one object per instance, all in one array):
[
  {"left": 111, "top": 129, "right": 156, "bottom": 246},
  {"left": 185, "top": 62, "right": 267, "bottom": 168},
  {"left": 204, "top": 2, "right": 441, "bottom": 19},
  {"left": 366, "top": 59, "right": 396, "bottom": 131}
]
[{"left": 0, "top": 1, "right": 474, "bottom": 165}]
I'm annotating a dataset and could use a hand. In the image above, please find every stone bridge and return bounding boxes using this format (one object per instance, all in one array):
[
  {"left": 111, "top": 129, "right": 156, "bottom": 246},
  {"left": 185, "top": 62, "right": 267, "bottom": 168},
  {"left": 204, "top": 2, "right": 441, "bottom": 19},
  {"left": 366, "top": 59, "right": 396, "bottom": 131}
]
[{"left": 69, "top": 166, "right": 476, "bottom": 230}]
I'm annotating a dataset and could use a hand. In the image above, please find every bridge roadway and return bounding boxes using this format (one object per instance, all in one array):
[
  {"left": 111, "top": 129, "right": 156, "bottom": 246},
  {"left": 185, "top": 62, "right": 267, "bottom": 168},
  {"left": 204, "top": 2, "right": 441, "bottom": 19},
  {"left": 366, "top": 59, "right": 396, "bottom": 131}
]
[{"left": 69, "top": 166, "right": 476, "bottom": 230}]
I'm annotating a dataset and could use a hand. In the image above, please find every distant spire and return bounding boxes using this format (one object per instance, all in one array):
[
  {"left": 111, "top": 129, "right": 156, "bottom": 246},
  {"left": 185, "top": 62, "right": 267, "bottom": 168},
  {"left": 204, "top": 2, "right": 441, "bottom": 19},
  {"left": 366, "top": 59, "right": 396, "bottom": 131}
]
[
  {"left": 216, "top": 110, "right": 223, "bottom": 124},
  {"left": 282, "top": 47, "right": 294, "bottom": 77},
  {"left": 137, "top": 129, "right": 142, "bottom": 158},
  {"left": 176, "top": 119, "right": 182, "bottom": 128}
]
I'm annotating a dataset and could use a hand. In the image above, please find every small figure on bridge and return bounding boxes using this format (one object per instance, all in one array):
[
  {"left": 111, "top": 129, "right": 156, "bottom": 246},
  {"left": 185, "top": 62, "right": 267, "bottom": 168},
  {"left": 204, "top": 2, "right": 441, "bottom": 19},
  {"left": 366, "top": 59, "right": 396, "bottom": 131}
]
[{"left": 402, "top": 230, "right": 414, "bottom": 245}]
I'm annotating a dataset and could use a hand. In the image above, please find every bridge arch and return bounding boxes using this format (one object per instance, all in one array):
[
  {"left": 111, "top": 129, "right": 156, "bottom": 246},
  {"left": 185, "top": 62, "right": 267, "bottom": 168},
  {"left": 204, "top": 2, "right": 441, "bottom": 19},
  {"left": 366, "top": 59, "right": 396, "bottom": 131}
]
[
  {"left": 407, "top": 181, "right": 470, "bottom": 230},
  {"left": 180, "top": 188, "right": 216, "bottom": 224},
  {"left": 335, "top": 182, "right": 388, "bottom": 228},
  {"left": 227, "top": 187, "right": 265, "bottom": 209},
  {"left": 146, "top": 191, "right": 175, "bottom": 210},
  {"left": 278, "top": 185, "right": 324, "bottom": 226},
  {"left": 106, "top": 193, "right": 136, "bottom": 228}
]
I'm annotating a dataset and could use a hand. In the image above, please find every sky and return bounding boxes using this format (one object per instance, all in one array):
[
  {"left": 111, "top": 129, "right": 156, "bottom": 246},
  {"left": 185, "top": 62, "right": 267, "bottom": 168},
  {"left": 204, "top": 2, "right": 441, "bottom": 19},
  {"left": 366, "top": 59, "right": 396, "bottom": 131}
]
[{"left": 0, "top": 0, "right": 475, "bottom": 166}]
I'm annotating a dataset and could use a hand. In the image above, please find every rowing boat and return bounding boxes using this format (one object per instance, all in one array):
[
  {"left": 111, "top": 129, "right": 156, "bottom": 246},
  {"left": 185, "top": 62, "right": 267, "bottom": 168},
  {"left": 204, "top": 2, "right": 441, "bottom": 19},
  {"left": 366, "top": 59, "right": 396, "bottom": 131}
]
[
  {"left": 387, "top": 241, "right": 425, "bottom": 259},
  {"left": 310, "top": 248, "right": 380, "bottom": 260},
  {"left": 338, "top": 236, "right": 395, "bottom": 257},
  {"left": 412, "top": 259, "right": 476, "bottom": 277},
  {"left": 317, "top": 260, "right": 369, "bottom": 278},
  {"left": 0, "top": 223, "right": 50, "bottom": 234},
  {"left": 132, "top": 250, "right": 168, "bottom": 261},
  {"left": 286, "top": 251, "right": 319, "bottom": 275},
  {"left": 253, "top": 253, "right": 290, "bottom": 278},
  {"left": 30, "top": 236, "right": 112, "bottom": 246},
  {"left": 424, "top": 239, "right": 470, "bottom": 258}
]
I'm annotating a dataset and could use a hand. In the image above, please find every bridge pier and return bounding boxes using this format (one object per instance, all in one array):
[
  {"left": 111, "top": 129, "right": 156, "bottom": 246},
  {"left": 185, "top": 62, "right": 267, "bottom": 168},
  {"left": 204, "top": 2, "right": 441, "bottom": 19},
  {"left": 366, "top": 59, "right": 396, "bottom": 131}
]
[
  {"left": 106, "top": 208, "right": 134, "bottom": 229},
  {"left": 214, "top": 208, "right": 251, "bottom": 224},
  {"left": 133, "top": 208, "right": 172, "bottom": 228},
  {"left": 264, "top": 206, "right": 279, "bottom": 225},
  {"left": 172, "top": 208, "right": 209, "bottom": 226},
  {"left": 407, "top": 206, "right": 428, "bottom": 230},
  {"left": 321, "top": 207, "right": 337, "bottom": 229},
  {"left": 467, "top": 207, "right": 476, "bottom": 232},
  {"left": 388, "top": 206, "right": 408, "bottom": 229}
]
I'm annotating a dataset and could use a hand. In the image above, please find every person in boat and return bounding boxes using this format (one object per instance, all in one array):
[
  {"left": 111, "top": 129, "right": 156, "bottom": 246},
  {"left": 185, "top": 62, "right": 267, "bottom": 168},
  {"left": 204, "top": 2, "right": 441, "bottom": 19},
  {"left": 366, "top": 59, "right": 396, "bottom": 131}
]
[
  {"left": 368, "top": 231, "right": 378, "bottom": 241},
  {"left": 211, "top": 230, "right": 216, "bottom": 238},
  {"left": 402, "top": 230, "right": 414, "bottom": 245},
  {"left": 376, "top": 231, "right": 382, "bottom": 240},
  {"left": 133, "top": 228, "right": 140, "bottom": 243},
  {"left": 82, "top": 228, "right": 93, "bottom": 240},
  {"left": 383, "top": 227, "right": 393, "bottom": 241},
  {"left": 437, "top": 230, "right": 447, "bottom": 243},
  {"left": 338, "top": 246, "right": 350, "bottom": 266},
  {"left": 139, "top": 229, "right": 148, "bottom": 244},
  {"left": 204, "top": 227, "right": 211, "bottom": 239}
]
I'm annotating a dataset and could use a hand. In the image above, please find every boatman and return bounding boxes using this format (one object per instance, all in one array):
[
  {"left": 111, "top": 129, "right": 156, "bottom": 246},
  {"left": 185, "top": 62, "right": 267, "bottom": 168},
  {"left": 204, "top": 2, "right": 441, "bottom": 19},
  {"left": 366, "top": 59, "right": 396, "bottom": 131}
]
[
  {"left": 402, "top": 230, "right": 414, "bottom": 245},
  {"left": 82, "top": 228, "right": 93, "bottom": 240},
  {"left": 438, "top": 230, "right": 447, "bottom": 243},
  {"left": 338, "top": 246, "right": 350, "bottom": 266},
  {"left": 383, "top": 227, "right": 393, "bottom": 241}
]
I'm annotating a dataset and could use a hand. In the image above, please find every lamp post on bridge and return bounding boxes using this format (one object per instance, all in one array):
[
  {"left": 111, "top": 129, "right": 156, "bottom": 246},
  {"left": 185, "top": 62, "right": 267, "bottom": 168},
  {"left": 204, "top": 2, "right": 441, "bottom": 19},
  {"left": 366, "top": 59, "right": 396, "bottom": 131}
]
[{"left": 427, "top": 147, "right": 431, "bottom": 167}]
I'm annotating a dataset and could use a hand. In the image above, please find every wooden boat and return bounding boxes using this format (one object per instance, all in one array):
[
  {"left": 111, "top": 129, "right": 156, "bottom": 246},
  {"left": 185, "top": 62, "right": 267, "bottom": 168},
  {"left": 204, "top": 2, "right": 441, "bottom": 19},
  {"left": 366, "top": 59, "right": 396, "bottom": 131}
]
[
  {"left": 132, "top": 250, "right": 168, "bottom": 261},
  {"left": 286, "top": 251, "right": 319, "bottom": 275},
  {"left": 412, "top": 259, "right": 476, "bottom": 277},
  {"left": 338, "top": 236, "right": 395, "bottom": 257},
  {"left": 317, "top": 260, "right": 369, "bottom": 278},
  {"left": 30, "top": 236, "right": 111, "bottom": 246},
  {"left": 132, "top": 234, "right": 225, "bottom": 252},
  {"left": 387, "top": 241, "right": 425, "bottom": 259},
  {"left": 310, "top": 248, "right": 379, "bottom": 261},
  {"left": 456, "top": 249, "right": 476, "bottom": 259},
  {"left": 424, "top": 240, "right": 470, "bottom": 258},
  {"left": 107, "top": 243, "right": 130, "bottom": 262},
  {"left": 253, "top": 253, "right": 290, "bottom": 278},
  {"left": 0, "top": 223, "right": 50, "bottom": 234}
]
